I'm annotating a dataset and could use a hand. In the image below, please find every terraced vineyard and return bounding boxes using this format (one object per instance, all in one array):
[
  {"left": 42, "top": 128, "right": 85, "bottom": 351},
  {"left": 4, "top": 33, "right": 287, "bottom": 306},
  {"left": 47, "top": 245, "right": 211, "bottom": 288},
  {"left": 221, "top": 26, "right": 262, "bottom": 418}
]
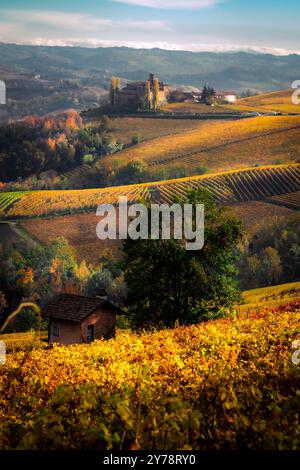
[
  {"left": 61, "top": 163, "right": 94, "bottom": 180},
  {"left": 267, "top": 191, "right": 300, "bottom": 210},
  {"left": 0, "top": 192, "right": 28, "bottom": 216},
  {"left": 1, "top": 164, "right": 299, "bottom": 220},
  {"left": 233, "top": 89, "right": 300, "bottom": 114},
  {"left": 101, "top": 115, "right": 300, "bottom": 174},
  {"left": 155, "top": 165, "right": 300, "bottom": 205}
]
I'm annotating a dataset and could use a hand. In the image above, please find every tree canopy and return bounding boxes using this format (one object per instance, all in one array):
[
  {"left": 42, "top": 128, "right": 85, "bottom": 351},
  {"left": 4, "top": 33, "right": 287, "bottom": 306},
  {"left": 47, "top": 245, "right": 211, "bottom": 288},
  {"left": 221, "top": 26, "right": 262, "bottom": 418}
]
[{"left": 122, "top": 188, "right": 243, "bottom": 329}]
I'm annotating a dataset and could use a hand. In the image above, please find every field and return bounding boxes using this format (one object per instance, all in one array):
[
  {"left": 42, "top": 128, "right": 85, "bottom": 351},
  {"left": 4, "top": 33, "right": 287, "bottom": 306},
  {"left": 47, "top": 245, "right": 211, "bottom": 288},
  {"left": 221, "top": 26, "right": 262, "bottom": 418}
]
[
  {"left": 0, "top": 192, "right": 28, "bottom": 216},
  {"left": 267, "top": 191, "right": 300, "bottom": 210},
  {"left": 108, "top": 117, "right": 205, "bottom": 145},
  {"left": 161, "top": 90, "right": 300, "bottom": 116},
  {"left": 20, "top": 213, "right": 124, "bottom": 265},
  {"left": 101, "top": 115, "right": 300, "bottom": 174},
  {"left": 161, "top": 102, "right": 238, "bottom": 114},
  {"left": 0, "top": 331, "right": 47, "bottom": 352},
  {"left": 1, "top": 302, "right": 300, "bottom": 449},
  {"left": 229, "top": 200, "right": 295, "bottom": 230},
  {"left": 1, "top": 164, "right": 300, "bottom": 220},
  {"left": 233, "top": 89, "right": 300, "bottom": 114},
  {"left": 240, "top": 282, "right": 300, "bottom": 313},
  {"left": 18, "top": 200, "right": 297, "bottom": 265}
]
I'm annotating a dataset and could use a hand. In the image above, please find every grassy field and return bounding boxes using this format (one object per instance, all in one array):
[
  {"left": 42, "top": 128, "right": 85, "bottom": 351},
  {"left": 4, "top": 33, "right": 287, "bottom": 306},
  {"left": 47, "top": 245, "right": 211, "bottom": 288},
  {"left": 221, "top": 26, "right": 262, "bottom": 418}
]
[
  {"left": 101, "top": 115, "right": 300, "bottom": 174},
  {"left": 233, "top": 89, "right": 300, "bottom": 114},
  {"left": 1, "top": 302, "right": 300, "bottom": 449},
  {"left": 1, "top": 164, "right": 300, "bottom": 219},
  {"left": 240, "top": 282, "right": 300, "bottom": 313}
]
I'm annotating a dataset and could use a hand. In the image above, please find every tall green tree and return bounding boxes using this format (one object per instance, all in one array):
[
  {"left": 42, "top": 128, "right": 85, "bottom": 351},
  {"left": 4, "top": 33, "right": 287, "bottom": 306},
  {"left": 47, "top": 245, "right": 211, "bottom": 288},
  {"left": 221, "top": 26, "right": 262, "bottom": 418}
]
[
  {"left": 201, "top": 84, "right": 216, "bottom": 105},
  {"left": 122, "top": 188, "right": 243, "bottom": 329}
]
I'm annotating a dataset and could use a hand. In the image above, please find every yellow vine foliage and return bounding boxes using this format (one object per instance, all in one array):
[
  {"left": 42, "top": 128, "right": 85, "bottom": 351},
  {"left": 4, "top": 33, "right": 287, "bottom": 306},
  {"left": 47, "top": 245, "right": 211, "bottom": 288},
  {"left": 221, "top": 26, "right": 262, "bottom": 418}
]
[
  {"left": 0, "top": 164, "right": 299, "bottom": 219},
  {"left": 0, "top": 303, "right": 300, "bottom": 450}
]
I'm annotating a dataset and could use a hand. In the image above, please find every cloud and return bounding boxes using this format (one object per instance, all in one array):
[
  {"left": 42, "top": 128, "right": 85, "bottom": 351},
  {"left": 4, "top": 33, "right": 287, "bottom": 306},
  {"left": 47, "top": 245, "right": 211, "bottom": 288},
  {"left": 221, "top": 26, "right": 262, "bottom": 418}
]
[
  {"left": 112, "top": 0, "right": 221, "bottom": 9},
  {"left": 21, "top": 38, "right": 300, "bottom": 56},
  {"left": 2, "top": 10, "right": 112, "bottom": 31},
  {"left": 123, "top": 20, "right": 171, "bottom": 31},
  {"left": 1, "top": 10, "right": 171, "bottom": 33}
]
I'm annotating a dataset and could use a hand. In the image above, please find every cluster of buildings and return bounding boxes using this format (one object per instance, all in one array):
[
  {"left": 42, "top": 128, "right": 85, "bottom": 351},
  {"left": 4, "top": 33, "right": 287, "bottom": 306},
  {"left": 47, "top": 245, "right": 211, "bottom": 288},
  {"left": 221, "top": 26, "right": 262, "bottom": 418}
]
[
  {"left": 171, "top": 89, "right": 237, "bottom": 104},
  {"left": 119, "top": 73, "right": 170, "bottom": 109},
  {"left": 117, "top": 73, "right": 237, "bottom": 109}
]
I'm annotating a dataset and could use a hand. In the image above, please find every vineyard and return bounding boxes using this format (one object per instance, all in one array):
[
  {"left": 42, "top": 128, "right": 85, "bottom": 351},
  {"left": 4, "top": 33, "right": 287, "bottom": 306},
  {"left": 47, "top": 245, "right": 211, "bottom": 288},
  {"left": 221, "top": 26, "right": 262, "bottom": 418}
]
[
  {"left": 233, "top": 89, "right": 300, "bottom": 114},
  {"left": 241, "top": 281, "right": 300, "bottom": 313},
  {"left": 267, "top": 191, "right": 300, "bottom": 210},
  {"left": 1, "top": 303, "right": 300, "bottom": 449},
  {"left": 1, "top": 164, "right": 300, "bottom": 219},
  {"left": 161, "top": 89, "right": 300, "bottom": 115},
  {"left": 228, "top": 201, "right": 295, "bottom": 230},
  {"left": 101, "top": 115, "right": 300, "bottom": 173},
  {"left": 160, "top": 102, "right": 237, "bottom": 114},
  {"left": 0, "top": 192, "right": 28, "bottom": 217},
  {"left": 61, "top": 163, "right": 94, "bottom": 180},
  {"left": 108, "top": 117, "right": 204, "bottom": 145},
  {"left": 0, "top": 331, "right": 47, "bottom": 353},
  {"left": 21, "top": 213, "right": 124, "bottom": 265}
]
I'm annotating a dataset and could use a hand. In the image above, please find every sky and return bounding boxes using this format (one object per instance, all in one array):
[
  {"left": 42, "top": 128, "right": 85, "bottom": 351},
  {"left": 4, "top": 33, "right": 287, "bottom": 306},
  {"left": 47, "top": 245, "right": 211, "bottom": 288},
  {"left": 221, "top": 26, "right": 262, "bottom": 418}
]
[{"left": 0, "top": 0, "right": 300, "bottom": 55}]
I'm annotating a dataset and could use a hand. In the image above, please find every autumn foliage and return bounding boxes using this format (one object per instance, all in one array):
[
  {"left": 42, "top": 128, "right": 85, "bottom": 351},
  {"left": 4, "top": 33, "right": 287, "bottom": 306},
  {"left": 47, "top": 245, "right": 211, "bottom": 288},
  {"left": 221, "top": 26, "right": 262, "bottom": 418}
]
[{"left": 0, "top": 303, "right": 300, "bottom": 449}]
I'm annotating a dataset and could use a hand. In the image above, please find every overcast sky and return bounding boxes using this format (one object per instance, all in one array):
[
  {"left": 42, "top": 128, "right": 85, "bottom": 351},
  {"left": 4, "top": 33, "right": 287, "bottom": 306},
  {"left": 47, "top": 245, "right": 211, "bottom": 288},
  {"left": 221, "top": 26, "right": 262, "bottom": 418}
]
[{"left": 0, "top": 0, "right": 299, "bottom": 55}]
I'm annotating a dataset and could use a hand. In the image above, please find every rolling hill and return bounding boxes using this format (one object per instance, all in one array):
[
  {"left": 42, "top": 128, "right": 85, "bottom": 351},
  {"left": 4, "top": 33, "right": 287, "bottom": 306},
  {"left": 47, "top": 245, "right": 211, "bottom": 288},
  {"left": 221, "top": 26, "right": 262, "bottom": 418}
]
[
  {"left": 1, "top": 164, "right": 299, "bottom": 220},
  {"left": 161, "top": 89, "right": 300, "bottom": 115},
  {"left": 233, "top": 89, "right": 300, "bottom": 114},
  {"left": 107, "top": 116, "right": 205, "bottom": 145},
  {"left": 101, "top": 115, "right": 300, "bottom": 174},
  {"left": 18, "top": 202, "right": 297, "bottom": 266},
  {"left": 240, "top": 281, "right": 300, "bottom": 313},
  {"left": 268, "top": 190, "right": 300, "bottom": 210},
  {"left": 1, "top": 43, "right": 300, "bottom": 92}
]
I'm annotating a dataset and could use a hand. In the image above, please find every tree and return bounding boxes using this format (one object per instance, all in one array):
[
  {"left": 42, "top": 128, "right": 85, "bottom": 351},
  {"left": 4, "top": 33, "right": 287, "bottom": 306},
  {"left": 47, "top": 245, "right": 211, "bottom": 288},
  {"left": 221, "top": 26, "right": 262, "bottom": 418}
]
[
  {"left": 0, "top": 291, "right": 7, "bottom": 325},
  {"left": 153, "top": 78, "right": 160, "bottom": 110},
  {"left": 238, "top": 214, "right": 300, "bottom": 288},
  {"left": 131, "top": 134, "right": 141, "bottom": 145},
  {"left": 201, "top": 84, "right": 216, "bottom": 105},
  {"left": 122, "top": 188, "right": 243, "bottom": 329},
  {"left": 260, "top": 247, "right": 282, "bottom": 286},
  {"left": 110, "top": 76, "right": 120, "bottom": 107},
  {"left": 101, "top": 115, "right": 112, "bottom": 131},
  {"left": 112, "top": 159, "right": 147, "bottom": 185},
  {"left": 87, "top": 268, "right": 126, "bottom": 305},
  {"left": 146, "top": 80, "right": 152, "bottom": 110}
]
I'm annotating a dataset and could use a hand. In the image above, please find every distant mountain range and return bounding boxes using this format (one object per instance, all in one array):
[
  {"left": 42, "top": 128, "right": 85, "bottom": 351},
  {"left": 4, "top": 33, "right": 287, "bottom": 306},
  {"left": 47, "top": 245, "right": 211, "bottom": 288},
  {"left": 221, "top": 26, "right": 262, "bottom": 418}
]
[{"left": 0, "top": 43, "right": 300, "bottom": 92}]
